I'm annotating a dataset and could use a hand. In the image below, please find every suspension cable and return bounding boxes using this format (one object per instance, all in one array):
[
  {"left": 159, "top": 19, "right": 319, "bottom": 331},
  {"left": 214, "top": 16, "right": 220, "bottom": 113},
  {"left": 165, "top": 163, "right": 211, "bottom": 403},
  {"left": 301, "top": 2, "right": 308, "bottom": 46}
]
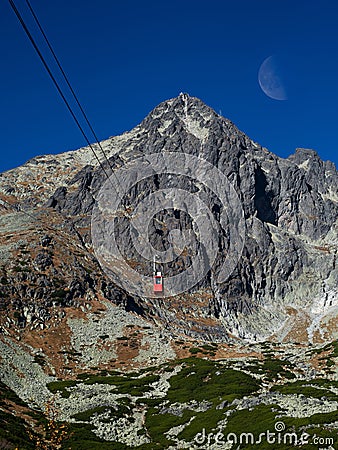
[
  {"left": 24, "top": 0, "right": 114, "bottom": 175},
  {"left": 0, "top": 197, "right": 67, "bottom": 237},
  {"left": 8, "top": 0, "right": 112, "bottom": 182}
]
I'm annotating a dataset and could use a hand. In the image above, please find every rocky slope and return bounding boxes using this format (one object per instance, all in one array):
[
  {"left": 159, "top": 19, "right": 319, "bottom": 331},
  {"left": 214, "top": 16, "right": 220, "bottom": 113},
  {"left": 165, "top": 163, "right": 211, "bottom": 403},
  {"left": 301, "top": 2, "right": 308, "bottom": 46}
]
[
  {"left": 1, "top": 93, "right": 337, "bottom": 344},
  {"left": 0, "top": 94, "right": 338, "bottom": 449},
  {"left": 1, "top": 339, "right": 337, "bottom": 449}
]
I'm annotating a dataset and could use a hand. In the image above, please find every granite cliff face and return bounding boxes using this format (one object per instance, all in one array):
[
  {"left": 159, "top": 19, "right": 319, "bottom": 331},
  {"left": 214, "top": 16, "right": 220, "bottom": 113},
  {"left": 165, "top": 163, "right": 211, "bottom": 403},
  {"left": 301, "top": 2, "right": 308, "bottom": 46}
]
[{"left": 0, "top": 94, "right": 338, "bottom": 344}]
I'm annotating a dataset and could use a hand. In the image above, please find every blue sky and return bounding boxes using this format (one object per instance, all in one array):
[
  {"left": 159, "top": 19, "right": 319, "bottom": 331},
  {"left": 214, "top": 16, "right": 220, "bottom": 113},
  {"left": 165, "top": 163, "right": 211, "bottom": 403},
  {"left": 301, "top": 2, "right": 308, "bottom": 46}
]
[{"left": 1, "top": 0, "right": 338, "bottom": 172}]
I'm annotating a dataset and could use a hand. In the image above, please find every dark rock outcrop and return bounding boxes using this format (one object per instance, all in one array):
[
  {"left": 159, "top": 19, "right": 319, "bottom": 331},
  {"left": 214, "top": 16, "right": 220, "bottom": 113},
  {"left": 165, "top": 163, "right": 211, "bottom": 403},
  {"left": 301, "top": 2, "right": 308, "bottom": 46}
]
[{"left": 1, "top": 94, "right": 337, "bottom": 342}]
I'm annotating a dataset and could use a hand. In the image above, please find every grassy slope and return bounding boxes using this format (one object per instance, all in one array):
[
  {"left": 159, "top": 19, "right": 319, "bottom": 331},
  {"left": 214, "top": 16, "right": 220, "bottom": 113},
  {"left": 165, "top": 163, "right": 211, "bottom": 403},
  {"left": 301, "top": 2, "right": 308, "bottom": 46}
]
[{"left": 0, "top": 341, "right": 337, "bottom": 449}]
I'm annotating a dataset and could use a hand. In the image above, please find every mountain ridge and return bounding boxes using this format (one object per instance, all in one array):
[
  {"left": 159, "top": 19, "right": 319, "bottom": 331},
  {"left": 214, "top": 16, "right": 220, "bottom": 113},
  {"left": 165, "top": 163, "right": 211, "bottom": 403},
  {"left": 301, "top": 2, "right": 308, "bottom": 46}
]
[
  {"left": 0, "top": 94, "right": 338, "bottom": 448},
  {"left": 0, "top": 93, "right": 337, "bottom": 345}
]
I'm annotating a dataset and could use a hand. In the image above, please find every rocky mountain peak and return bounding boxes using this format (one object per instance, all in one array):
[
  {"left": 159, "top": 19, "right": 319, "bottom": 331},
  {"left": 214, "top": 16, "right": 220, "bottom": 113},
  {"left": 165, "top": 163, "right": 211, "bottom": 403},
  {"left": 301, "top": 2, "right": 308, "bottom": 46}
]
[
  {"left": 0, "top": 95, "right": 338, "bottom": 344},
  {"left": 146, "top": 92, "right": 221, "bottom": 124},
  {"left": 1, "top": 95, "right": 338, "bottom": 450},
  {"left": 140, "top": 93, "right": 249, "bottom": 151}
]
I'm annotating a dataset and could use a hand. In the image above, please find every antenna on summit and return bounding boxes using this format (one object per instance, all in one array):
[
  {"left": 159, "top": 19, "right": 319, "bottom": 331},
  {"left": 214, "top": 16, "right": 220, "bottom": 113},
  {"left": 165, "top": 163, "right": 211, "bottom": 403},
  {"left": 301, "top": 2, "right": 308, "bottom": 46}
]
[{"left": 179, "top": 92, "right": 189, "bottom": 100}]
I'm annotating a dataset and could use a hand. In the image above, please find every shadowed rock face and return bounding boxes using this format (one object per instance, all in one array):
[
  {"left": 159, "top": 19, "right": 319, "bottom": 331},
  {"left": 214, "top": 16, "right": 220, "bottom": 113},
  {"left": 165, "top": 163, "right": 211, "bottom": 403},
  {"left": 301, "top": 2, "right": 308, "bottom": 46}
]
[{"left": 1, "top": 94, "right": 338, "bottom": 342}]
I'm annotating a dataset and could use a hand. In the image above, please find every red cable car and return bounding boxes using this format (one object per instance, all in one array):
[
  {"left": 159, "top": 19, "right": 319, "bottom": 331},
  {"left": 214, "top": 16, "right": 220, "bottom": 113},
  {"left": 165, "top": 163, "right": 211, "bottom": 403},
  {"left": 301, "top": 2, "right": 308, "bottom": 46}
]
[{"left": 153, "top": 271, "right": 163, "bottom": 293}]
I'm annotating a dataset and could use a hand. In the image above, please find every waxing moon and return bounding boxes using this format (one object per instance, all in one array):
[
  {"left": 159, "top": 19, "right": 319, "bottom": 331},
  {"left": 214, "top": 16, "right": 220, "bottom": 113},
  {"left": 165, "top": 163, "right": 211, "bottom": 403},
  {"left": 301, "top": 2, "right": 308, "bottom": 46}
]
[{"left": 258, "top": 56, "right": 287, "bottom": 101}]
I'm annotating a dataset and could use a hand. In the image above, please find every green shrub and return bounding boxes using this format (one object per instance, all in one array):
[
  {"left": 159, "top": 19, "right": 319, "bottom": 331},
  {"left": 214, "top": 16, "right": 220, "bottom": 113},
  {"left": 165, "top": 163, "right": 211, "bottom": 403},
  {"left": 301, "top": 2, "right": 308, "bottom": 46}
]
[
  {"left": 166, "top": 358, "right": 260, "bottom": 404},
  {"left": 72, "top": 406, "right": 111, "bottom": 421},
  {"left": 0, "top": 409, "right": 35, "bottom": 449},
  {"left": 47, "top": 380, "right": 79, "bottom": 398},
  {"left": 271, "top": 381, "right": 338, "bottom": 400},
  {"left": 189, "top": 347, "right": 201, "bottom": 354}
]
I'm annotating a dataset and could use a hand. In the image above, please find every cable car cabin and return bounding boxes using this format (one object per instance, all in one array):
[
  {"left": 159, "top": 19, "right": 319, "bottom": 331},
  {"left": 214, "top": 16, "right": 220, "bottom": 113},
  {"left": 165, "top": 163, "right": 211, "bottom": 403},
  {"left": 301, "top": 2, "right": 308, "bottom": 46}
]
[{"left": 153, "top": 272, "right": 163, "bottom": 293}]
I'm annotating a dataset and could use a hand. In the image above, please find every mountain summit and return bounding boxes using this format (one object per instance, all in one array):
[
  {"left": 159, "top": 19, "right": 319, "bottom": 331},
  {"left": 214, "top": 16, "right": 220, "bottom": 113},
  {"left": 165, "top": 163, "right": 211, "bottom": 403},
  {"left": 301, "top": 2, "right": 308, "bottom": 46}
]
[{"left": 0, "top": 94, "right": 338, "bottom": 346}]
